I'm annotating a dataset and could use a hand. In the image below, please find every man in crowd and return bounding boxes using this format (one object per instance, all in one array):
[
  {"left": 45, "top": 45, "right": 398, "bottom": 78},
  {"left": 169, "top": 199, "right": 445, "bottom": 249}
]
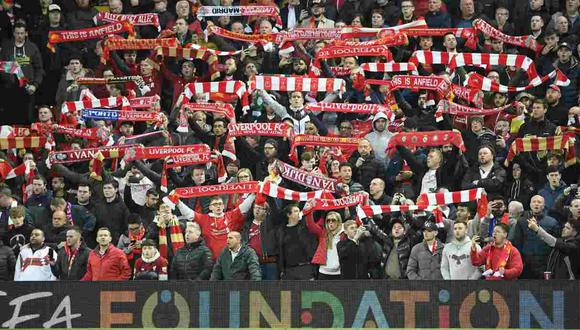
[
  {"left": 82, "top": 227, "right": 131, "bottom": 281},
  {"left": 210, "top": 231, "right": 261, "bottom": 280},
  {"left": 441, "top": 221, "right": 481, "bottom": 279},
  {"left": 471, "top": 223, "right": 523, "bottom": 280},
  {"left": 407, "top": 222, "right": 445, "bottom": 280}
]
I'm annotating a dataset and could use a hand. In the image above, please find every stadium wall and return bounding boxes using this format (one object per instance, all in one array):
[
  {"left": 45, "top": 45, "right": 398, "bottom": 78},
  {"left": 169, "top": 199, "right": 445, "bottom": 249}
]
[{"left": 0, "top": 281, "right": 574, "bottom": 328}]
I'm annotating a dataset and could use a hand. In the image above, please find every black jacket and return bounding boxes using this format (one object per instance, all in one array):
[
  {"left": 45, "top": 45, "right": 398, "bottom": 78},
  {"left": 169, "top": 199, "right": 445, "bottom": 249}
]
[
  {"left": 169, "top": 240, "right": 213, "bottom": 280},
  {"left": 369, "top": 222, "right": 420, "bottom": 279},
  {"left": 337, "top": 239, "right": 369, "bottom": 279},
  {"left": 241, "top": 197, "right": 284, "bottom": 258},
  {"left": 277, "top": 221, "right": 317, "bottom": 273},
  {"left": 93, "top": 196, "right": 130, "bottom": 244},
  {"left": 348, "top": 151, "right": 386, "bottom": 190},
  {"left": 517, "top": 118, "right": 557, "bottom": 138},
  {"left": 51, "top": 243, "right": 90, "bottom": 280},
  {"left": 210, "top": 245, "right": 261, "bottom": 280},
  {"left": 0, "top": 240, "right": 15, "bottom": 281},
  {"left": 546, "top": 234, "right": 580, "bottom": 279},
  {"left": 461, "top": 163, "right": 507, "bottom": 195}
]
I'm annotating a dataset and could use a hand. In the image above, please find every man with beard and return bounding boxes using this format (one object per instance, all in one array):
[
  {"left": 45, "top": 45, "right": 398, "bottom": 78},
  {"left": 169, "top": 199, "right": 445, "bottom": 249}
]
[
  {"left": 300, "top": 0, "right": 335, "bottom": 28},
  {"left": 51, "top": 227, "right": 90, "bottom": 280},
  {"left": 462, "top": 145, "right": 507, "bottom": 195},
  {"left": 349, "top": 139, "right": 386, "bottom": 190},
  {"left": 365, "top": 112, "right": 393, "bottom": 163},
  {"left": 468, "top": 195, "right": 514, "bottom": 243},
  {"left": 369, "top": 218, "right": 419, "bottom": 279},
  {"left": 544, "top": 85, "right": 569, "bottom": 125},
  {"left": 26, "top": 176, "right": 51, "bottom": 210},
  {"left": 441, "top": 221, "right": 481, "bottom": 279},
  {"left": 15, "top": 229, "right": 57, "bottom": 281},
  {"left": 82, "top": 227, "right": 131, "bottom": 281},
  {"left": 471, "top": 223, "right": 523, "bottom": 280},
  {"left": 509, "top": 195, "right": 560, "bottom": 278}
]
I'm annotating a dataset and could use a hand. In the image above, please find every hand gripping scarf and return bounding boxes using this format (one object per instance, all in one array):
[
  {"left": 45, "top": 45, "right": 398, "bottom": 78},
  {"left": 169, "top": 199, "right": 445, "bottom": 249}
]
[
  {"left": 386, "top": 131, "right": 465, "bottom": 156},
  {"left": 101, "top": 37, "right": 179, "bottom": 62},
  {"left": 157, "top": 216, "right": 184, "bottom": 259},
  {"left": 505, "top": 135, "right": 577, "bottom": 168},
  {"left": 435, "top": 100, "right": 520, "bottom": 122},
  {"left": 360, "top": 62, "right": 417, "bottom": 73},
  {"left": 155, "top": 46, "right": 219, "bottom": 80},
  {"left": 473, "top": 18, "right": 542, "bottom": 53},
  {"left": 94, "top": 12, "right": 160, "bottom": 30},
  {"left": 417, "top": 188, "right": 488, "bottom": 218},
  {"left": 248, "top": 75, "right": 346, "bottom": 95},
  {"left": 259, "top": 181, "right": 333, "bottom": 201},
  {"left": 305, "top": 103, "right": 395, "bottom": 120},
  {"left": 182, "top": 81, "right": 249, "bottom": 112},
  {"left": 289, "top": 134, "right": 360, "bottom": 164},
  {"left": 0, "top": 61, "right": 26, "bottom": 87},
  {"left": 465, "top": 69, "right": 570, "bottom": 93},
  {"left": 61, "top": 96, "right": 130, "bottom": 114},
  {"left": 197, "top": 6, "right": 283, "bottom": 28},
  {"left": 356, "top": 204, "right": 438, "bottom": 219},
  {"left": 277, "top": 160, "right": 338, "bottom": 192}
]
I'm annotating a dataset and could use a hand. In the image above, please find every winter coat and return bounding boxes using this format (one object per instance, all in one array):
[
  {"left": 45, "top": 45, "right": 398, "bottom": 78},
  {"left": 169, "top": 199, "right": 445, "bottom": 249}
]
[
  {"left": 0, "top": 240, "right": 15, "bottom": 280},
  {"left": 425, "top": 10, "right": 452, "bottom": 28},
  {"left": 538, "top": 182, "right": 566, "bottom": 211},
  {"left": 241, "top": 197, "right": 284, "bottom": 258},
  {"left": 441, "top": 236, "right": 482, "bottom": 279},
  {"left": 81, "top": 244, "right": 131, "bottom": 281},
  {"left": 0, "top": 39, "right": 44, "bottom": 88},
  {"left": 134, "top": 252, "right": 168, "bottom": 280},
  {"left": 517, "top": 118, "right": 557, "bottom": 138},
  {"left": 537, "top": 228, "right": 580, "bottom": 279},
  {"left": 210, "top": 245, "right": 262, "bottom": 280},
  {"left": 277, "top": 221, "right": 317, "bottom": 272},
  {"left": 461, "top": 163, "right": 507, "bottom": 195},
  {"left": 509, "top": 213, "right": 560, "bottom": 277},
  {"left": 337, "top": 238, "right": 369, "bottom": 279},
  {"left": 169, "top": 240, "right": 213, "bottom": 280},
  {"left": 370, "top": 223, "right": 419, "bottom": 279},
  {"left": 51, "top": 243, "right": 90, "bottom": 280},
  {"left": 304, "top": 214, "right": 344, "bottom": 266},
  {"left": 554, "top": 56, "right": 579, "bottom": 108},
  {"left": 406, "top": 240, "right": 445, "bottom": 280},
  {"left": 93, "top": 196, "right": 130, "bottom": 244},
  {"left": 15, "top": 244, "right": 57, "bottom": 281},
  {"left": 348, "top": 151, "right": 386, "bottom": 190}
]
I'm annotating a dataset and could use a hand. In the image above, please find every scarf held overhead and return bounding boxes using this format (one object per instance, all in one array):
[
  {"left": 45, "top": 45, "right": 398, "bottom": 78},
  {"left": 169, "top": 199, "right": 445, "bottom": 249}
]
[
  {"left": 505, "top": 135, "right": 576, "bottom": 167},
  {"left": 94, "top": 12, "right": 160, "bottom": 30},
  {"left": 435, "top": 100, "right": 519, "bottom": 122},
  {"left": 48, "top": 21, "right": 135, "bottom": 52},
  {"left": 227, "top": 122, "right": 291, "bottom": 139},
  {"left": 277, "top": 160, "right": 338, "bottom": 192},
  {"left": 417, "top": 188, "right": 488, "bottom": 218},
  {"left": 197, "top": 6, "right": 282, "bottom": 27},
  {"left": 289, "top": 134, "right": 360, "bottom": 164},
  {"left": 386, "top": 131, "right": 465, "bottom": 155},
  {"left": 249, "top": 75, "right": 346, "bottom": 94}
]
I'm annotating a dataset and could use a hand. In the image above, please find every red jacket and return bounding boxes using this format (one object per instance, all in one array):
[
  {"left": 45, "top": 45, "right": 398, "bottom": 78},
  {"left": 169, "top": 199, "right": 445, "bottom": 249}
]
[
  {"left": 471, "top": 241, "right": 523, "bottom": 280},
  {"left": 81, "top": 244, "right": 132, "bottom": 281},
  {"left": 305, "top": 214, "right": 346, "bottom": 265}
]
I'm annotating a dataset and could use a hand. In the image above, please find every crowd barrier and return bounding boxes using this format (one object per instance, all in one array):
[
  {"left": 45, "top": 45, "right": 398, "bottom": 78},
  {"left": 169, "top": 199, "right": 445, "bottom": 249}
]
[{"left": 0, "top": 280, "right": 575, "bottom": 328}]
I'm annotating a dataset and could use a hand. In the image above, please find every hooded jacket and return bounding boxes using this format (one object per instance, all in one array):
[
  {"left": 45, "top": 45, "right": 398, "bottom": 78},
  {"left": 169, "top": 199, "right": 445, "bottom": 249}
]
[
  {"left": 441, "top": 236, "right": 482, "bottom": 279},
  {"left": 364, "top": 112, "right": 393, "bottom": 162}
]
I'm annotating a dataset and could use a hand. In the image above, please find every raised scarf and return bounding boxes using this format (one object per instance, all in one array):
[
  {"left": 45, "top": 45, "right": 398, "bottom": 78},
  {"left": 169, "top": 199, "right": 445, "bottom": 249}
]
[
  {"left": 367, "top": 75, "right": 450, "bottom": 98},
  {"left": 61, "top": 96, "right": 129, "bottom": 114},
  {"left": 177, "top": 101, "right": 236, "bottom": 133},
  {"left": 155, "top": 46, "right": 219, "bottom": 80},
  {"left": 277, "top": 160, "right": 338, "bottom": 192},
  {"left": 48, "top": 21, "right": 135, "bottom": 52},
  {"left": 259, "top": 181, "right": 333, "bottom": 201},
  {"left": 465, "top": 69, "right": 570, "bottom": 93},
  {"left": 182, "top": 81, "right": 248, "bottom": 111},
  {"left": 101, "top": 37, "right": 178, "bottom": 62},
  {"left": 129, "top": 95, "right": 161, "bottom": 109},
  {"left": 386, "top": 131, "right": 465, "bottom": 155},
  {"left": 289, "top": 134, "right": 360, "bottom": 164},
  {"left": 381, "top": 27, "right": 478, "bottom": 49},
  {"left": 356, "top": 204, "right": 437, "bottom": 219},
  {"left": 306, "top": 192, "right": 367, "bottom": 214},
  {"left": 76, "top": 76, "right": 150, "bottom": 95},
  {"left": 124, "top": 144, "right": 211, "bottom": 161},
  {"left": 473, "top": 18, "right": 542, "bottom": 53},
  {"left": 417, "top": 188, "right": 488, "bottom": 218},
  {"left": 197, "top": 6, "right": 282, "bottom": 28},
  {"left": 160, "top": 150, "right": 226, "bottom": 193},
  {"left": 94, "top": 12, "right": 160, "bottom": 30},
  {"left": 505, "top": 135, "right": 576, "bottom": 168},
  {"left": 158, "top": 217, "right": 184, "bottom": 259},
  {"left": 173, "top": 181, "right": 260, "bottom": 198},
  {"left": 48, "top": 145, "right": 136, "bottom": 164},
  {"left": 248, "top": 75, "right": 346, "bottom": 95},
  {"left": 0, "top": 136, "right": 49, "bottom": 149},
  {"left": 449, "top": 53, "right": 540, "bottom": 83},
  {"left": 435, "top": 100, "right": 519, "bottom": 122},
  {"left": 305, "top": 103, "right": 395, "bottom": 120},
  {"left": 360, "top": 62, "right": 417, "bottom": 73},
  {"left": 81, "top": 109, "right": 162, "bottom": 122},
  {"left": 227, "top": 122, "right": 292, "bottom": 139}
]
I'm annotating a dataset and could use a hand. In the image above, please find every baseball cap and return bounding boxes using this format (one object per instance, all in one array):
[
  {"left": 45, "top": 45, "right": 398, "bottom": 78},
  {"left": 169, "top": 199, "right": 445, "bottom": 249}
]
[
  {"left": 311, "top": 0, "right": 326, "bottom": 7},
  {"left": 558, "top": 42, "right": 572, "bottom": 51},
  {"left": 548, "top": 84, "right": 561, "bottom": 93},
  {"left": 515, "top": 92, "right": 534, "bottom": 101},
  {"left": 423, "top": 221, "right": 438, "bottom": 232},
  {"left": 48, "top": 4, "right": 61, "bottom": 12}
]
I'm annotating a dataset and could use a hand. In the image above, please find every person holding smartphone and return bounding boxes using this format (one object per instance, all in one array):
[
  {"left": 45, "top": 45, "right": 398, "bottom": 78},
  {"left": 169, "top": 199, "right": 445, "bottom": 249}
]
[{"left": 470, "top": 223, "right": 523, "bottom": 280}]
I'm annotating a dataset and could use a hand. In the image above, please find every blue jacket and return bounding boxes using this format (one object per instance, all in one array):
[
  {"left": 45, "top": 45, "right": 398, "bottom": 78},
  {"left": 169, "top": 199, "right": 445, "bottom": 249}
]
[
  {"left": 538, "top": 182, "right": 566, "bottom": 211},
  {"left": 425, "top": 11, "right": 452, "bottom": 28}
]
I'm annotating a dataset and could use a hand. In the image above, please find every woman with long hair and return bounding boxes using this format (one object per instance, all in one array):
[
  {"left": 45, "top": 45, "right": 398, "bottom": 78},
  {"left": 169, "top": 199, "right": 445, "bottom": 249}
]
[
  {"left": 226, "top": 168, "right": 254, "bottom": 210},
  {"left": 305, "top": 210, "right": 345, "bottom": 280}
]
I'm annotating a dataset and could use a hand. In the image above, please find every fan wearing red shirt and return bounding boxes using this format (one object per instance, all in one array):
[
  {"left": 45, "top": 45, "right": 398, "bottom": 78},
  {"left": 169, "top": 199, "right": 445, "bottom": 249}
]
[
  {"left": 175, "top": 194, "right": 256, "bottom": 260},
  {"left": 82, "top": 227, "right": 132, "bottom": 281},
  {"left": 471, "top": 223, "right": 523, "bottom": 280}
]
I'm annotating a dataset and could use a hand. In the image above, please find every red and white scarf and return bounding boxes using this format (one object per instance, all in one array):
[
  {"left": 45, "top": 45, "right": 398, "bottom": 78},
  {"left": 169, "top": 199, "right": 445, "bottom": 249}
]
[
  {"left": 94, "top": 12, "right": 160, "bottom": 30},
  {"left": 102, "top": 37, "right": 179, "bottom": 62},
  {"left": 0, "top": 61, "right": 26, "bottom": 87},
  {"left": 155, "top": 46, "right": 219, "bottom": 80},
  {"left": 81, "top": 109, "right": 162, "bottom": 122},
  {"left": 277, "top": 160, "right": 338, "bottom": 192},
  {"left": 173, "top": 181, "right": 259, "bottom": 198},
  {"left": 367, "top": 75, "right": 450, "bottom": 98},
  {"left": 306, "top": 192, "right": 367, "bottom": 214},
  {"left": 330, "top": 33, "right": 408, "bottom": 47},
  {"left": 305, "top": 103, "right": 394, "bottom": 119},
  {"left": 449, "top": 53, "right": 540, "bottom": 83},
  {"left": 409, "top": 50, "right": 454, "bottom": 68},
  {"left": 360, "top": 62, "right": 417, "bottom": 73},
  {"left": 505, "top": 135, "right": 577, "bottom": 168},
  {"left": 129, "top": 95, "right": 161, "bottom": 109},
  {"left": 386, "top": 131, "right": 465, "bottom": 155},
  {"left": 382, "top": 27, "right": 478, "bottom": 49},
  {"left": 182, "top": 81, "right": 248, "bottom": 111},
  {"left": 48, "top": 21, "right": 135, "bottom": 52},
  {"left": 465, "top": 69, "right": 570, "bottom": 93},
  {"left": 356, "top": 204, "right": 437, "bottom": 219},
  {"left": 435, "top": 100, "right": 519, "bottom": 122},
  {"left": 197, "top": 6, "right": 283, "bottom": 28},
  {"left": 449, "top": 84, "right": 483, "bottom": 106},
  {"left": 248, "top": 75, "right": 346, "bottom": 95},
  {"left": 259, "top": 181, "right": 333, "bottom": 201},
  {"left": 160, "top": 150, "right": 226, "bottom": 192},
  {"left": 417, "top": 188, "right": 488, "bottom": 218},
  {"left": 473, "top": 18, "right": 542, "bottom": 53},
  {"left": 61, "top": 96, "right": 129, "bottom": 114},
  {"left": 124, "top": 144, "right": 211, "bottom": 161}
]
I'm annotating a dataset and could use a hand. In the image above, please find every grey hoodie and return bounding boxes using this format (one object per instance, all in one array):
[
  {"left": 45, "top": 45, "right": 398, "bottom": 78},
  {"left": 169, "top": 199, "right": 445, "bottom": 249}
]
[
  {"left": 441, "top": 236, "right": 482, "bottom": 280},
  {"left": 364, "top": 112, "right": 393, "bottom": 162}
]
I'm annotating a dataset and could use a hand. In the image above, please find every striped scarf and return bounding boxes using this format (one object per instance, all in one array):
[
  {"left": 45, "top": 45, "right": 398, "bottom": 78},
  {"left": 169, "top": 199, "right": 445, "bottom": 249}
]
[
  {"left": 0, "top": 136, "right": 49, "bottom": 150},
  {"left": 360, "top": 62, "right": 417, "bottom": 73},
  {"left": 417, "top": 188, "right": 488, "bottom": 218},
  {"left": 505, "top": 135, "right": 576, "bottom": 167},
  {"left": 465, "top": 69, "right": 570, "bottom": 93},
  {"left": 248, "top": 75, "right": 346, "bottom": 95},
  {"left": 182, "top": 81, "right": 248, "bottom": 111},
  {"left": 386, "top": 131, "right": 465, "bottom": 155},
  {"left": 0, "top": 61, "right": 26, "bottom": 87},
  {"left": 157, "top": 217, "right": 184, "bottom": 259},
  {"left": 155, "top": 46, "right": 219, "bottom": 80},
  {"left": 435, "top": 100, "right": 519, "bottom": 122},
  {"left": 61, "top": 96, "right": 129, "bottom": 114}
]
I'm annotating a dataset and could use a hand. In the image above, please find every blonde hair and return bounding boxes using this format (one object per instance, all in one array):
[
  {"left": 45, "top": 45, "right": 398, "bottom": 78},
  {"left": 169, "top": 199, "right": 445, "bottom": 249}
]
[{"left": 325, "top": 211, "right": 342, "bottom": 250}]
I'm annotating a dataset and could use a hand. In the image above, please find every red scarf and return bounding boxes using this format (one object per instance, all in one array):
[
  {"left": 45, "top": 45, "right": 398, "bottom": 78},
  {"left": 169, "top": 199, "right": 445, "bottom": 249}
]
[
  {"left": 486, "top": 240, "right": 513, "bottom": 272},
  {"left": 101, "top": 37, "right": 178, "bottom": 62},
  {"left": 157, "top": 217, "right": 184, "bottom": 259},
  {"left": 197, "top": 6, "right": 282, "bottom": 28},
  {"left": 64, "top": 244, "right": 80, "bottom": 274},
  {"left": 278, "top": 160, "right": 338, "bottom": 192},
  {"left": 306, "top": 192, "right": 367, "bottom": 214},
  {"left": 94, "top": 12, "right": 160, "bottom": 30},
  {"left": 473, "top": 18, "right": 542, "bottom": 53},
  {"left": 386, "top": 131, "right": 465, "bottom": 156},
  {"left": 505, "top": 135, "right": 576, "bottom": 168},
  {"left": 289, "top": 134, "right": 360, "bottom": 164},
  {"left": 435, "top": 100, "right": 519, "bottom": 122},
  {"left": 48, "top": 21, "right": 135, "bottom": 52},
  {"left": 417, "top": 188, "right": 488, "bottom": 218},
  {"left": 227, "top": 122, "right": 292, "bottom": 139},
  {"left": 360, "top": 62, "right": 417, "bottom": 73}
]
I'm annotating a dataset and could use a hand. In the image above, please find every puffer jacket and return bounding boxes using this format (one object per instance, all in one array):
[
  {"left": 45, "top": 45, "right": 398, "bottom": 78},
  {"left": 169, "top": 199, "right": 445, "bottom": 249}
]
[
  {"left": 210, "top": 245, "right": 262, "bottom": 280},
  {"left": 169, "top": 240, "right": 213, "bottom": 280},
  {"left": 0, "top": 240, "right": 15, "bottom": 280},
  {"left": 369, "top": 222, "right": 420, "bottom": 279},
  {"left": 348, "top": 151, "right": 386, "bottom": 190},
  {"left": 51, "top": 243, "right": 90, "bottom": 280},
  {"left": 406, "top": 240, "right": 445, "bottom": 280}
]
